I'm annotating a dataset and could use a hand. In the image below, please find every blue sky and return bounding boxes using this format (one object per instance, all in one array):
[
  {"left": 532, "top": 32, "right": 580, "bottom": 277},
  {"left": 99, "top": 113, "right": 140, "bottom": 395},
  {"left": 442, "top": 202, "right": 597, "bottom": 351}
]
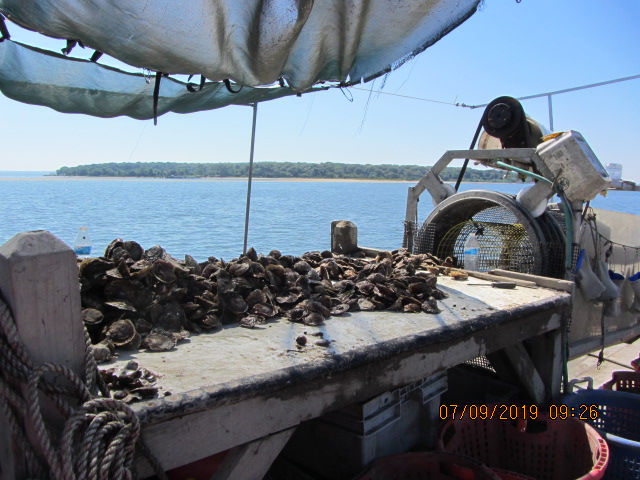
[{"left": 1, "top": 0, "right": 639, "bottom": 181}]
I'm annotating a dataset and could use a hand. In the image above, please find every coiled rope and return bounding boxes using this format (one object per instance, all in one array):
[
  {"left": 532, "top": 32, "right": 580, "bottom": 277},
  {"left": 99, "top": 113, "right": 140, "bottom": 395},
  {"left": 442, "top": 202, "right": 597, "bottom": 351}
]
[{"left": 0, "top": 296, "right": 166, "bottom": 480}]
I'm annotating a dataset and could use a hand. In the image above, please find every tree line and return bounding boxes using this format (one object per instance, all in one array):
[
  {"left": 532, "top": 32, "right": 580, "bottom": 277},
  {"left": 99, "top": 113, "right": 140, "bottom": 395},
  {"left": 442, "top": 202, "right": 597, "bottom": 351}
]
[{"left": 56, "top": 162, "right": 513, "bottom": 182}]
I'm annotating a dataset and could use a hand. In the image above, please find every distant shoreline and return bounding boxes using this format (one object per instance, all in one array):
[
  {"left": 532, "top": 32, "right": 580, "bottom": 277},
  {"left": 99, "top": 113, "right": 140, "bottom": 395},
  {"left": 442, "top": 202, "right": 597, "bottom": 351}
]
[{"left": 0, "top": 175, "right": 521, "bottom": 184}]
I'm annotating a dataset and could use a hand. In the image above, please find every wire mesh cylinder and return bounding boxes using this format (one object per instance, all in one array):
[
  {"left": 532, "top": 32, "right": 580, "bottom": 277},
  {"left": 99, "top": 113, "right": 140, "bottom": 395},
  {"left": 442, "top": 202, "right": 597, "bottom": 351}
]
[{"left": 413, "top": 190, "right": 565, "bottom": 278}]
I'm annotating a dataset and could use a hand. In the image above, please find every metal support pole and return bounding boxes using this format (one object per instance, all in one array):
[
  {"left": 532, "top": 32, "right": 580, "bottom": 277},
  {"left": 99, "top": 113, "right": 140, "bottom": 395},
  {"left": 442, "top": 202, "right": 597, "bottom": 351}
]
[
  {"left": 243, "top": 103, "right": 258, "bottom": 255},
  {"left": 547, "top": 94, "right": 554, "bottom": 131}
]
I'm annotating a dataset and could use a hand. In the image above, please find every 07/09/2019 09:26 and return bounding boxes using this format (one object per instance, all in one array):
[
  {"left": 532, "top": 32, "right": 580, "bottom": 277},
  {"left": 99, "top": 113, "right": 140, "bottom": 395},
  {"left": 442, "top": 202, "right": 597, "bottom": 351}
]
[{"left": 438, "top": 404, "right": 599, "bottom": 421}]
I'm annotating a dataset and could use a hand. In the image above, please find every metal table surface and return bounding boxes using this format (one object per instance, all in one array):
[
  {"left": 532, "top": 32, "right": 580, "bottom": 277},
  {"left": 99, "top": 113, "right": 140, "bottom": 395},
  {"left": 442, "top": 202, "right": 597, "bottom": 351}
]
[{"left": 112, "top": 277, "right": 571, "bottom": 476}]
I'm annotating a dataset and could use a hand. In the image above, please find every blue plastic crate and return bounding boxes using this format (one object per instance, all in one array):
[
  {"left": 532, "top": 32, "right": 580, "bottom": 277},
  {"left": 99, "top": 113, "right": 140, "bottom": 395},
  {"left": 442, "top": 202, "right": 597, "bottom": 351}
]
[{"left": 563, "top": 389, "right": 640, "bottom": 479}]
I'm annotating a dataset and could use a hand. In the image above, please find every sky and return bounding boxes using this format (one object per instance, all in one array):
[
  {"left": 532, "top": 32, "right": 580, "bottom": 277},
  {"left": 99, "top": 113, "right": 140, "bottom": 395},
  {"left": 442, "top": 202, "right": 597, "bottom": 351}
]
[{"left": 1, "top": 0, "right": 639, "bottom": 181}]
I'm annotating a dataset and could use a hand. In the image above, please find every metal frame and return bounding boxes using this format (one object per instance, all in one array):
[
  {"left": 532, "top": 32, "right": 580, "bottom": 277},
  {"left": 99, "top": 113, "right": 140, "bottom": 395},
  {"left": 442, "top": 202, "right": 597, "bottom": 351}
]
[{"left": 404, "top": 148, "right": 557, "bottom": 252}]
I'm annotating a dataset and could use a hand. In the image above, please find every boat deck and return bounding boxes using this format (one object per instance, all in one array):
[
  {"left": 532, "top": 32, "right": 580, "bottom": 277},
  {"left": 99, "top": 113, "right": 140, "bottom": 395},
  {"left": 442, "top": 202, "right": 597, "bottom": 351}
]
[{"left": 568, "top": 337, "right": 640, "bottom": 390}]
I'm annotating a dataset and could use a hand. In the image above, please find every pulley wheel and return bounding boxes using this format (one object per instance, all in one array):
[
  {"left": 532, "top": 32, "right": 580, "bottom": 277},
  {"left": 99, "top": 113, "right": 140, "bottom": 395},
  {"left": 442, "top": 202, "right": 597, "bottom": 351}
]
[{"left": 481, "top": 96, "right": 524, "bottom": 139}]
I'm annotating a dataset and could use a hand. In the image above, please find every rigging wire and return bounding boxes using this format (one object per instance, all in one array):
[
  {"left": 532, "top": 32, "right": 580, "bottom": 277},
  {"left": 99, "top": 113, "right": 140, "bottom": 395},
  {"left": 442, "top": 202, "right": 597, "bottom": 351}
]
[
  {"left": 468, "top": 74, "right": 640, "bottom": 109},
  {"left": 355, "top": 79, "right": 377, "bottom": 135},
  {"left": 582, "top": 209, "right": 640, "bottom": 252},
  {"left": 349, "top": 86, "right": 462, "bottom": 107},
  {"left": 349, "top": 73, "right": 640, "bottom": 111}
]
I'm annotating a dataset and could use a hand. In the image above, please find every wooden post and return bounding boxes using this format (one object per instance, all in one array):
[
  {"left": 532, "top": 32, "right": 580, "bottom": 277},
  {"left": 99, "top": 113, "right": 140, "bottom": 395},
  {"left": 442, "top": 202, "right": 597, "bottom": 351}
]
[
  {"left": 331, "top": 220, "right": 358, "bottom": 254},
  {"left": 211, "top": 428, "right": 295, "bottom": 480},
  {"left": 0, "top": 231, "right": 86, "bottom": 479},
  {"left": 528, "top": 329, "right": 564, "bottom": 403}
]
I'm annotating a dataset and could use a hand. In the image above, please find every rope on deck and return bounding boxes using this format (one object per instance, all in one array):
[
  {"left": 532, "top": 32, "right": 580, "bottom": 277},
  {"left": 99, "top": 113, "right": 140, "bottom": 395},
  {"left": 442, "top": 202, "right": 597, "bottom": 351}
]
[{"left": 0, "top": 298, "right": 168, "bottom": 480}]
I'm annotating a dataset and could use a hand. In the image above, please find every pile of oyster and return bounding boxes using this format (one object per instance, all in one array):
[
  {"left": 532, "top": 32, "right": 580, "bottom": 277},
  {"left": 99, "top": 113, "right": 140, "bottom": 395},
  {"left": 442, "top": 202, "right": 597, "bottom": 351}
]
[{"left": 80, "top": 240, "right": 449, "bottom": 361}]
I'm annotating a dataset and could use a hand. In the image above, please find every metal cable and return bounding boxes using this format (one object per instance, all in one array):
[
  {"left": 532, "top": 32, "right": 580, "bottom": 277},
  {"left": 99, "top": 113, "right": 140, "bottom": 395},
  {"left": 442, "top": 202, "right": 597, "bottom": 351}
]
[{"left": 454, "top": 120, "right": 483, "bottom": 192}]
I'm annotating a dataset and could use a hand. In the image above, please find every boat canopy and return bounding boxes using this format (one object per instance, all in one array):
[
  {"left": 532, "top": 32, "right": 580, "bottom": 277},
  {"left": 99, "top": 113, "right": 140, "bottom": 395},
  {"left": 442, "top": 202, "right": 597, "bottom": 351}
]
[{"left": 0, "top": 0, "right": 480, "bottom": 119}]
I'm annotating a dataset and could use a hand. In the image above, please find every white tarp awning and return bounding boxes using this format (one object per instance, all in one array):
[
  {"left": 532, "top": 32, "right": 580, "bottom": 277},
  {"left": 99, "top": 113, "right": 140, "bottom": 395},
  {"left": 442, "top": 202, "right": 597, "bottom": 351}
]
[
  {"left": 0, "top": 0, "right": 480, "bottom": 118},
  {"left": 0, "top": 40, "right": 324, "bottom": 120}
]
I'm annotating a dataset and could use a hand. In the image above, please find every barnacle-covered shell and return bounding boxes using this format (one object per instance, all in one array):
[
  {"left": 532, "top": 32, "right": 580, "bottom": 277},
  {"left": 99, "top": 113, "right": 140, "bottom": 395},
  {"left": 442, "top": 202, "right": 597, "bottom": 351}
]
[
  {"left": 91, "top": 343, "right": 113, "bottom": 363},
  {"left": 245, "top": 289, "right": 267, "bottom": 307},
  {"left": 302, "top": 312, "right": 324, "bottom": 326},
  {"left": 240, "top": 315, "right": 265, "bottom": 329},
  {"left": 153, "top": 260, "right": 178, "bottom": 284},
  {"left": 330, "top": 304, "right": 350, "bottom": 316},
  {"left": 358, "top": 298, "right": 376, "bottom": 311},
  {"left": 119, "top": 332, "right": 142, "bottom": 351},
  {"left": 82, "top": 308, "right": 104, "bottom": 326},
  {"left": 150, "top": 303, "right": 186, "bottom": 331},
  {"left": 105, "top": 300, "right": 137, "bottom": 313},
  {"left": 286, "top": 307, "right": 305, "bottom": 322},
  {"left": 408, "top": 282, "right": 432, "bottom": 296},
  {"left": 200, "top": 314, "right": 222, "bottom": 329},
  {"left": 222, "top": 294, "right": 248, "bottom": 314},
  {"left": 403, "top": 302, "right": 421, "bottom": 313},
  {"left": 229, "top": 261, "right": 251, "bottom": 277},
  {"left": 107, "top": 319, "right": 137, "bottom": 346},
  {"left": 80, "top": 257, "right": 115, "bottom": 281},
  {"left": 251, "top": 303, "right": 276, "bottom": 318},
  {"left": 80, "top": 238, "right": 447, "bottom": 358},
  {"left": 144, "top": 330, "right": 177, "bottom": 351},
  {"left": 421, "top": 298, "right": 441, "bottom": 314}
]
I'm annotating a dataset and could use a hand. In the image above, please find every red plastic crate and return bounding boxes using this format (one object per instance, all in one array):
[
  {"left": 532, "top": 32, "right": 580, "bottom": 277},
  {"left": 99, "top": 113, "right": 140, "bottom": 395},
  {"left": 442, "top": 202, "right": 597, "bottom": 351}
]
[
  {"left": 492, "top": 469, "right": 534, "bottom": 480},
  {"left": 166, "top": 450, "right": 229, "bottom": 480},
  {"left": 601, "top": 371, "right": 640, "bottom": 394},
  {"left": 438, "top": 414, "right": 608, "bottom": 480}
]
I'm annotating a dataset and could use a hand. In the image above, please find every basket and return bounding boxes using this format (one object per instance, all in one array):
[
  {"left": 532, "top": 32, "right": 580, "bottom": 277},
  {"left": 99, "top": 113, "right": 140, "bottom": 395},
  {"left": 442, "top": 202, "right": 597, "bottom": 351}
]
[
  {"left": 438, "top": 413, "right": 608, "bottom": 480},
  {"left": 602, "top": 371, "right": 640, "bottom": 394},
  {"left": 491, "top": 469, "right": 534, "bottom": 480},
  {"left": 355, "top": 452, "right": 501, "bottom": 480},
  {"left": 563, "top": 389, "right": 640, "bottom": 479}
]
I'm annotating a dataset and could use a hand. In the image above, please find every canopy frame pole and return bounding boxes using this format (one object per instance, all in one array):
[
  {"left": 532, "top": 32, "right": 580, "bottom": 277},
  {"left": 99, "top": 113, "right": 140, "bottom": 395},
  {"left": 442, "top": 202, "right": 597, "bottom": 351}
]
[{"left": 243, "top": 103, "right": 258, "bottom": 255}]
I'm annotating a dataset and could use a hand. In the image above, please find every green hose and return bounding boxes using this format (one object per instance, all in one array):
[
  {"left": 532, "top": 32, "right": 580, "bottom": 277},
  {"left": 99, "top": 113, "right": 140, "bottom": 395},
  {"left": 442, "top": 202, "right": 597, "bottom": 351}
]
[
  {"left": 559, "top": 196, "right": 574, "bottom": 270},
  {"left": 495, "top": 160, "right": 573, "bottom": 269},
  {"left": 495, "top": 161, "right": 552, "bottom": 184}
]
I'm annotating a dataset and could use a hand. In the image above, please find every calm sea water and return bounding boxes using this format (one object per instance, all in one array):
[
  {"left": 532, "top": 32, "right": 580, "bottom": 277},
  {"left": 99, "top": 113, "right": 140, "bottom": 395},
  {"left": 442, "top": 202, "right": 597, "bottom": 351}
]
[{"left": 1, "top": 172, "right": 639, "bottom": 262}]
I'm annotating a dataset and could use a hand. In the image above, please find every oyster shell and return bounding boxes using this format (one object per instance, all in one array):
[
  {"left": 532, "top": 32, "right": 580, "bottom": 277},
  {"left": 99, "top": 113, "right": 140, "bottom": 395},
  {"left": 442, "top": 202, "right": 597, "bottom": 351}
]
[
  {"left": 82, "top": 308, "right": 104, "bottom": 326},
  {"left": 221, "top": 294, "right": 248, "bottom": 314},
  {"left": 80, "top": 238, "right": 446, "bottom": 357},
  {"left": 107, "top": 319, "right": 137, "bottom": 346},
  {"left": 302, "top": 312, "right": 324, "bottom": 326},
  {"left": 143, "top": 330, "right": 177, "bottom": 351}
]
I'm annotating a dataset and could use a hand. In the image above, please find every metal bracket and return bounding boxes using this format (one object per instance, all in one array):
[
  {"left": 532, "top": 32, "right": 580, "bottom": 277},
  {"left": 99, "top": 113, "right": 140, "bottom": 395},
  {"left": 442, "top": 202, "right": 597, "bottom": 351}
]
[{"left": 405, "top": 148, "right": 537, "bottom": 227}]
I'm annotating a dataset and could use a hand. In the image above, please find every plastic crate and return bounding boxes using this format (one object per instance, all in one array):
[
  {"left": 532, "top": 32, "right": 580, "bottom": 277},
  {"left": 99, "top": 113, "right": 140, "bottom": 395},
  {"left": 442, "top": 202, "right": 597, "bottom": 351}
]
[
  {"left": 355, "top": 452, "right": 501, "bottom": 480},
  {"left": 602, "top": 371, "right": 640, "bottom": 394},
  {"left": 279, "top": 373, "right": 447, "bottom": 479},
  {"left": 437, "top": 413, "right": 608, "bottom": 480},
  {"left": 563, "top": 389, "right": 640, "bottom": 479}
]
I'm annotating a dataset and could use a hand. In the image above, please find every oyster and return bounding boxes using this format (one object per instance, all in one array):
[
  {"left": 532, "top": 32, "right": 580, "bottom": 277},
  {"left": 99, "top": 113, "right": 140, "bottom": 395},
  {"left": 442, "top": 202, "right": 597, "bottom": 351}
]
[
  {"left": 79, "top": 238, "right": 446, "bottom": 358},
  {"left": 91, "top": 343, "right": 113, "bottom": 363},
  {"left": 82, "top": 308, "right": 104, "bottom": 326},
  {"left": 106, "top": 319, "right": 137, "bottom": 346},
  {"left": 143, "top": 330, "right": 177, "bottom": 352},
  {"left": 302, "top": 312, "right": 324, "bottom": 326}
]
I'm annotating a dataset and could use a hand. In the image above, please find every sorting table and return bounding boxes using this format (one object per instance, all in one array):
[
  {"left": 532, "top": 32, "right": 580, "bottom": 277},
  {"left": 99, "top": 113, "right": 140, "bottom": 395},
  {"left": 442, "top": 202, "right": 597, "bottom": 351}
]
[{"left": 112, "top": 276, "right": 572, "bottom": 478}]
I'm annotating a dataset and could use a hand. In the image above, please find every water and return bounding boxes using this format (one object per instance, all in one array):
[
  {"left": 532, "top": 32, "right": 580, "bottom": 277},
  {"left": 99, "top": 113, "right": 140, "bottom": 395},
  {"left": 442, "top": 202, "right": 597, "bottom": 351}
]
[{"left": 2, "top": 172, "right": 639, "bottom": 261}]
